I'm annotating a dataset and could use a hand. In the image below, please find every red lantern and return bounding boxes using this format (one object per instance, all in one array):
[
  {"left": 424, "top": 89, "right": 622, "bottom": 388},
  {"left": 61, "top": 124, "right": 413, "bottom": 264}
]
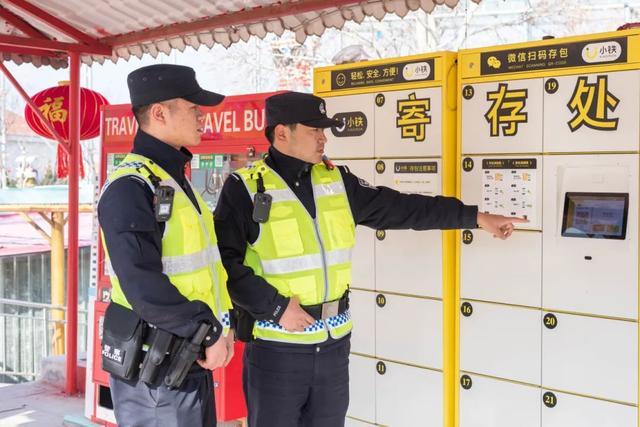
[{"left": 24, "top": 81, "right": 109, "bottom": 178}]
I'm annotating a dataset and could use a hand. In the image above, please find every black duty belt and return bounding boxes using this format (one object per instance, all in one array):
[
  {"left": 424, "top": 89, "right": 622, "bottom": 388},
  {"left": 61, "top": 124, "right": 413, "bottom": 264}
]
[{"left": 302, "top": 292, "right": 349, "bottom": 320}]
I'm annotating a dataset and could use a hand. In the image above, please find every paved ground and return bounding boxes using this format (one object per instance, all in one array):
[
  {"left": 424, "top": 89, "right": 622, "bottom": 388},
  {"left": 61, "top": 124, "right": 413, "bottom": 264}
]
[
  {"left": 0, "top": 381, "right": 87, "bottom": 426},
  {"left": 0, "top": 380, "right": 246, "bottom": 426}
]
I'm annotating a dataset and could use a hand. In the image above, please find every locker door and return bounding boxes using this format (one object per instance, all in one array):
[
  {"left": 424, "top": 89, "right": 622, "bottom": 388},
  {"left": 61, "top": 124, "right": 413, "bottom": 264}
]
[
  {"left": 324, "top": 93, "right": 376, "bottom": 159},
  {"left": 374, "top": 87, "right": 443, "bottom": 158},
  {"left": 348, "top": 354, "right": 376, "bottom": 424},
  {"left": 460, "top": 154, "right": 542, "bottom": 306},
  {"left": 460, "top": 300, "right": 541, "bottom": 385},
  {"left": 339, "top": 159, "right": 375, "bottom": 291},
  {"left": 459, "top": 230, "right": 542, "bottom": 307},
  {"left": 376, "top": 294, "right": 442, "bottom": 368},
  {"left": 459, "top": 374, "right": 540, "bottom": 427},
  {"left": 541, "top": 390, "right": 637, "bottom": 427},
  {"left": 542, "top": 312, "right": 637, "bottom": 404},
  {"left": 376, "top": 361, "right": 442, "bottom": 427},
  {"left": 461, "top": 79, "right": 544, "bottom": 154},
  {"left": 349, "top": 289, "right": 375, "bottom": 356},
  {"left": 374, "top": 159, "right": 443, "bottom": 298},
  {"left": 543, "top": 70, "right": 640, "bottom": 154},
  {"left": 542, "top": 154, "right": 638, "bottom": 319}
]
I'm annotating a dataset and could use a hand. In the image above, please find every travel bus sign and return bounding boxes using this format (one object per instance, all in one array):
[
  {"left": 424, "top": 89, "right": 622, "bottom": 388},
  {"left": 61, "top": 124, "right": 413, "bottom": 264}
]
[{"left": 480, "top": 37, "right": 627, "bottom": 75}]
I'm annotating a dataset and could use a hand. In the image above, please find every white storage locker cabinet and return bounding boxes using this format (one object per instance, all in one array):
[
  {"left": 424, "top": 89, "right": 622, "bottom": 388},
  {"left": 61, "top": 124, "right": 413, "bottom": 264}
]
[
  {"left": 458, "top": 29, "right": 640, "bottom": 427},
  {"left": 315, "top": 52, "right": 458, "bottom": 426}
]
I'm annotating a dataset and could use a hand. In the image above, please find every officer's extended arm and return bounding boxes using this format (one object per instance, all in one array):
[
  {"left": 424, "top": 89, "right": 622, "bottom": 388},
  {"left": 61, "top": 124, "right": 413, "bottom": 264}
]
[{"left": 339, "top": 166, "right": 478, "bottom": 231}]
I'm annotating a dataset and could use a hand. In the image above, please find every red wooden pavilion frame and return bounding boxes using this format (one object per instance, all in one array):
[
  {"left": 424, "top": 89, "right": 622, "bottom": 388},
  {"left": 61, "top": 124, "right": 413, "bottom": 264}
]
[{"left": 0, "top": 0, "right": 362, "bottom": 395}]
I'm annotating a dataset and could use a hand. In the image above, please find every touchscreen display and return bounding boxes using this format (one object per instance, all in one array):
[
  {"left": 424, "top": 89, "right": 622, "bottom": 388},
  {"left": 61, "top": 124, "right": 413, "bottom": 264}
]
[{"left": 561, "top": 192, "right": 628, "bottom": 239}]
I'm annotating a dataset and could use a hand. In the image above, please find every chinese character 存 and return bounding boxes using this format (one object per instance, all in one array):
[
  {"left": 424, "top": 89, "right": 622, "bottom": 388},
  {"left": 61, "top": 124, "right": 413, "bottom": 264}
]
[
  {"left": 549, "top": 49, "right": 558, "bottom": 59},
  {"left": 396, "top": 92, "right": 432, "bottom": 142},
  {"left": 39, "top": 96, "right": 68, "bottom": 123},
  {"left": 567, "top": 75, "right": 619, "bottom": 132},
  {"left": 484, "top": 83, "right": 528, "bottom": 137}
]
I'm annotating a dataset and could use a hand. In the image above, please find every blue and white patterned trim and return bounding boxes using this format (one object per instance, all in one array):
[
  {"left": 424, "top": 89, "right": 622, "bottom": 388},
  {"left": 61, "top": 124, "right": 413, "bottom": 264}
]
[
  {"left": 255, "top": 319, "right": 326, "bottom": 333},
  {"left": 221, "top": 311, "right": 231, "bottom": 328},
  {"left": 326, "top": 309, "right": 351, "bottom": 329}
]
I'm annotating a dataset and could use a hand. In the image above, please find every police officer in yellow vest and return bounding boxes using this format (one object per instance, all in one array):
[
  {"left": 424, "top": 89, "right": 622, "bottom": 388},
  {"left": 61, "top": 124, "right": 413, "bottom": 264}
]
[
  {"left": 214, "top": 91, "right": 526, "bottom": 427},
  {"left": 98, "top": 64, "right": 234, "bottom": 427}
]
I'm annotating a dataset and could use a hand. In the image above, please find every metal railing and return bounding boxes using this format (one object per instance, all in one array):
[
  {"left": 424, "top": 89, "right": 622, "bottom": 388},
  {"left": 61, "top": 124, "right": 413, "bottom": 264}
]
[{"left": 0, "top": 297, "right": 87, "bottom": 383}]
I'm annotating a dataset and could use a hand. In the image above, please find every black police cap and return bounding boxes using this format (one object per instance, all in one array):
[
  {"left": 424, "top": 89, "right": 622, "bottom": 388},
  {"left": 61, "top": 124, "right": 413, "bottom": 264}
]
[
  {"left": 265, "top": 91, "right": 341, "bottom": 129},
  {"left": 127, "top": 64, "right": 224, "bottom": 108}
]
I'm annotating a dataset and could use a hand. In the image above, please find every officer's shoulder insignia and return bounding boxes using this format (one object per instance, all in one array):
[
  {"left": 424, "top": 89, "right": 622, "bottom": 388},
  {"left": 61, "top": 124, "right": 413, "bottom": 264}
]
[{"left": 229, "top": 173, "right": 241, "bottom": 181}]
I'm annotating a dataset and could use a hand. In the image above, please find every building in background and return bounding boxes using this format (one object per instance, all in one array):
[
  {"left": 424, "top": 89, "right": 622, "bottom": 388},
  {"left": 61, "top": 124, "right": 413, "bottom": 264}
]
[{"left": 2, "top": 110, "right": 57, "bottom": 188}]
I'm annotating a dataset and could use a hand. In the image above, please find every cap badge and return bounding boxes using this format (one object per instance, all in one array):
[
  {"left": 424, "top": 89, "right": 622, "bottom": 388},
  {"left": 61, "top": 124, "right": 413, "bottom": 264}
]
[{"left": 319, "top": 103, "right": 326, "bottom": 115}]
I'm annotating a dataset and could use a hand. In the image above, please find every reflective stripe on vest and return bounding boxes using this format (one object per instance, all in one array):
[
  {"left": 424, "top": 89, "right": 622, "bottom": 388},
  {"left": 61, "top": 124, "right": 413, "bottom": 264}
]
[
  {"left": 260, "top": 248, "right": 351, "bottom": 275},
  {"left": 105, "top": 245, "right": 223, "bottom": 277}
]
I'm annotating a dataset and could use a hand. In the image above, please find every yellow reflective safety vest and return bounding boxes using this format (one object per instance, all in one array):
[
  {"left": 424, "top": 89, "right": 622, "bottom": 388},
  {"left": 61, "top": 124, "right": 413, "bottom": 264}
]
[
  {"left": 101, "top": 153, "right": 233, "bottom": 335},
  {"left": 236, "top": 159, "right": 355, "bottom": 344}
]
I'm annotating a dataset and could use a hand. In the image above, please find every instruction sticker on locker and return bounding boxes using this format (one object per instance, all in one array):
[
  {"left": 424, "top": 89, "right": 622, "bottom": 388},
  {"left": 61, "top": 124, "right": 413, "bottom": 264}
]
[
  {"left": 392, "top": 161, "right": 439, "bottom": 195},
  {"left": 481, "top": 158, "right": 537, "bottom": 222}
]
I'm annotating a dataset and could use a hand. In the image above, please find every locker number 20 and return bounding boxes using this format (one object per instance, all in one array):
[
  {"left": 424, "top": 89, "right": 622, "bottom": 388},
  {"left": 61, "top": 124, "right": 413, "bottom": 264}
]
[{"left": 543, "top": 313, "right": 558, "bottom": 330}]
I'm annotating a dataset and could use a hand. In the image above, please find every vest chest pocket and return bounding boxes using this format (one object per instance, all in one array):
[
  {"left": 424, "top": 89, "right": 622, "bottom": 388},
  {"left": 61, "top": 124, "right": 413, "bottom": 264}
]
[
  {"left": 269, "top": 218, "right": 304, "bottom": 257},
  {"left": 172, "top": 205, "right": 203, "bottom": 252},
  {"left": 322, "top": 210, "right": 355, "bottom": 248}
]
